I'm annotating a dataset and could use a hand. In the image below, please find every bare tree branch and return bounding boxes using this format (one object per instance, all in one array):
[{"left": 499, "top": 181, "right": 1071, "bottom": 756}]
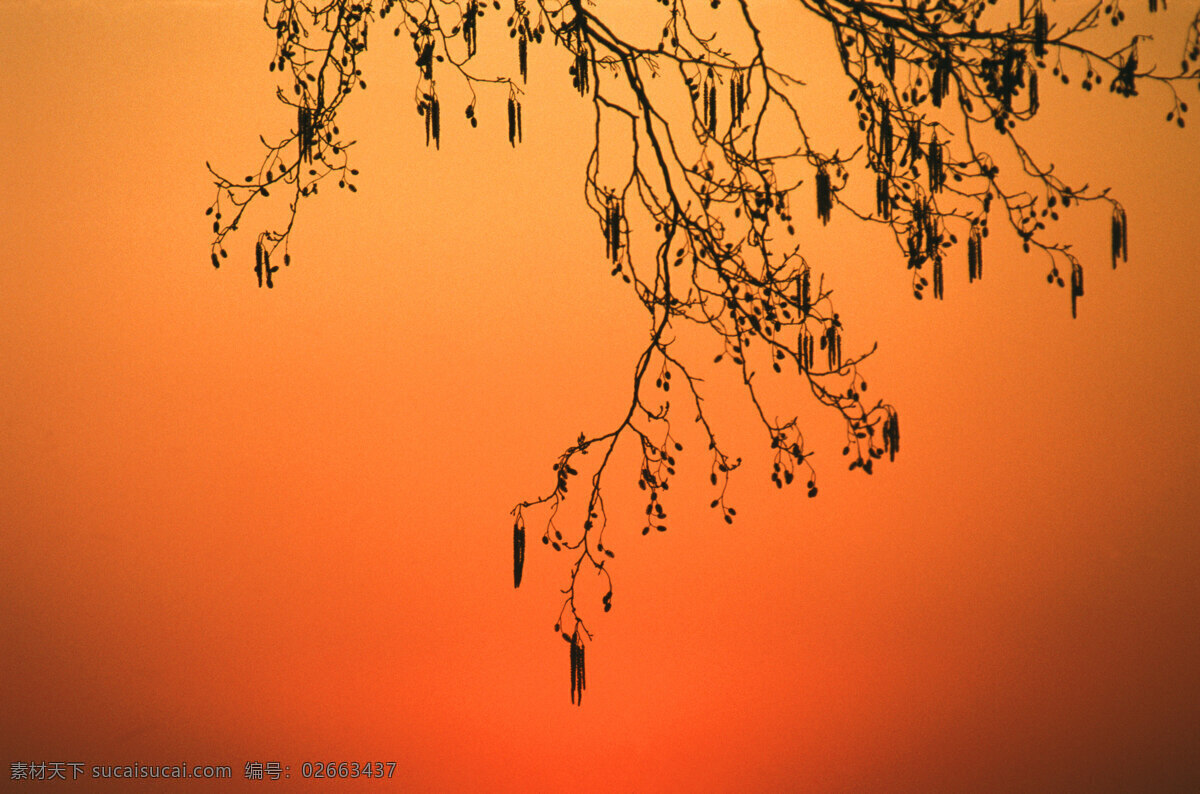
[{"left": 209, "top": 0, "right": 1200, "bottom": 703}]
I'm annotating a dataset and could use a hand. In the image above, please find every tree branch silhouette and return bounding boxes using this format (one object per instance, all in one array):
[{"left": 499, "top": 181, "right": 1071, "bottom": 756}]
[{"left": 209, "top": 0, "right": 1199, "bottom": 703}]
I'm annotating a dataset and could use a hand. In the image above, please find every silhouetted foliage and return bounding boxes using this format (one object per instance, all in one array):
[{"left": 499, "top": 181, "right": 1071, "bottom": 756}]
[{"left": 209, "top": 0, "right": 1200, "bottom": 703}]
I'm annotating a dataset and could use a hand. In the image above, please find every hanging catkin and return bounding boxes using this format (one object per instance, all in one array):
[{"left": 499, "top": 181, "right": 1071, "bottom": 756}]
[
  {"left": 968, "top": 221, "right": 983, "bottom": 282},
  {"left": 1070, "top": 261, "right": 1084, "bottom": 318},
  {"left": 570, "top": 630, "right": 586, "bottom": 705},
  {"left": 799, "top": 324, "right": 813, "bottom": 372},
  {"left": 816, "top": 167, "right": 832, "bottom": 225},
  {"left": 884, "top": 408, "right": 900, "bottom": 461},
  {"left": 513, "top": 521, "right": 525, "bottom": 588},
  {"left": 880, "top": 104, "right": 893, "bottom": 168},
  {"left": 1033, "top": 4, "right": 1048, "bottom": 57},
  {"left": 507, "top": 97, "right": 522, "bottom": 146},
  {"left": 464, "top": 1, "right": 478, "bottom": 56},
  {"left": 1111, "top": 204, "right": 1128, "bottom": 268}
]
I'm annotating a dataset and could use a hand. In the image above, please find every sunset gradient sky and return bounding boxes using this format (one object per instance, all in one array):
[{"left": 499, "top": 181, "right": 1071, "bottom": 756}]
[{"left": 2, "top": 1, "right": 1199, "bottom": 790}]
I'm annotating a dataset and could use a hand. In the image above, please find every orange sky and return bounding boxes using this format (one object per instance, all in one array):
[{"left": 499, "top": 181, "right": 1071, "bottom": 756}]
[{"left": 2, "top": 1, "right": 1198, "bottom": 791}]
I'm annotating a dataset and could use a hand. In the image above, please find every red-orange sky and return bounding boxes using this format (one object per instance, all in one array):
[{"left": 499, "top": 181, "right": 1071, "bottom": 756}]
[{"left": 2, "top": 1, "right": 1198, "bottom": 791}]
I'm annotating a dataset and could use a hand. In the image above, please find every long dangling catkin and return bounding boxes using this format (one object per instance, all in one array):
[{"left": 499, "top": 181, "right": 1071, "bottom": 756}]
[
  {"left": 876, "top": 175, "right": 890, "bottom": 219},
  {"left": 255, "top": 240, "right": 264, "bottom": 287},
  {"left": 606, "top": 196, "right": 622, "bottom": 261},
  {"left": 968, "top": 221, "right": 983, "bottom": 282},
  {"left": 569, "top": 638, "right": 578, "bottom": 703},
  {"left": 799, "top": 324, "right": 813, "bottom": 372},
  {"left": 1001, "top": 45, "right": 1018, "bottom": 110},
  {"left": 906, "top": 122, "right": 921, "bottom": 166},
  {"left": 923, "top": 210, "right": 937, "bottom": 262},
  {"left": 880, "top": 104, "right": 893, "bottom": 168},
  {"left": 605, "top": 199, "right": 613, "bottom": 261},
  {"left": 298, "top": 106, "right": 312, "bottom": 162},
  {"left": 926, "top": 131, "right": 943, "bottom": 192},
  {"left": 825, "top": 325, "right": 841, "bottom": 371},
  {"left": 933, "top": 254, "right": 944, "bottom": 299},
  {"left": 464, "top": 1, "right": 478, "bottom": 57},
  {"left": 1070, "top": 261, "right": 1084, "bottom": 318},
  {"left": 884, "top": 408, "right": 900, "bottom": 461},
  {"left": 708, "top": 82, "right": 718, "bottom": 135},
  {"left": 570, "top": 630, "right": 586, "bottom": 705},
  {"left": 1034, "top": 4, "right": 1048, "bottom": 57},
  {"left": 932, "top": 52, "right": 950, "bottom": 107},
  {"left": 816, "top": 167, "right": 832, "bottom": 225},
  {"left": 730, "top": 70, "right": 745, "bottom": 127},
  {"left": 575, "top": 38, "right": 590, "bottom": 96},
  {"left": 1111, "top": 204, "right": 1127, "bottom": 268},
  {"left": 508, "top": 97, "right": 519, "bottom": 146},
  {"left": 513, "top": 522, "right": 525, "bottom": 588},
  {"left": 431, "top": 95, "right": 440, "bottom": 149},
  {"left": 419, "top": 40, "right": 434, "bottom": 80}
]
